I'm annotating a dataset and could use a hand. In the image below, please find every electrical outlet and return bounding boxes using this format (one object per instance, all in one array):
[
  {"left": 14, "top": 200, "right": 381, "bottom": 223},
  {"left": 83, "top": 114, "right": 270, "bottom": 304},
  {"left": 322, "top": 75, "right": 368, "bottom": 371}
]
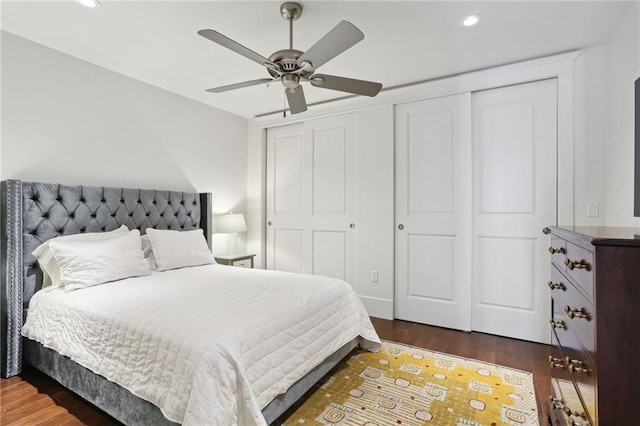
[
  {"left": 371, "top": 270, "right": 378, "bottom": 283},
  {"left": 586, "top": 202, "right": 599, "bottom": 217}
]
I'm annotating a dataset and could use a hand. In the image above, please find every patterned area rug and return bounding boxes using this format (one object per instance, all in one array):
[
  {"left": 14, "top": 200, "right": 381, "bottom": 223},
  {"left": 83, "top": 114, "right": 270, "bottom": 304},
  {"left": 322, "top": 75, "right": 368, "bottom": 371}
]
[{"left": 282, "top": 341, "right": 539, "bottom": 426}]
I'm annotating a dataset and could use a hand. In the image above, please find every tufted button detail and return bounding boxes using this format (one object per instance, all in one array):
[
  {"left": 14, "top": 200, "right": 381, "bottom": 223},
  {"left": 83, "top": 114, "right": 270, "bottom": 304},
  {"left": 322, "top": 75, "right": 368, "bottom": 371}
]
[
  {"left": 69, "top": 212, "right": 75, "bottom": 219},
  {"left": 101, "top": 227, "right": 106, "bottom": 231},
  {"left": 80, "top": 227, "right": 86, "bottom": 232},
  {"left": 90, "top": 213, "right": 96, "bottom": 218},
  {"left": 80, "top": 197, "right": 86, "bottom": 203},
  {"left": 42, "top": 212, "right": 49, "bottom": 219},
  {"left": 57, "top": 228, "right": 64, "bottom": 234},
  {"left": 56, "top": 197, "right": 62, "bottom": 202},
  {"left": 111, "top": 213, "right": 116, "bottom": 218},
  {"left": 120, "top": 199, "right": 125, "bottom": 203},
  {"left": 129, "top": 212, "right": 134, "bottom": 217},
  {"left": 101, "top": 198, "right": 106, "bottom": 203},
  {"left": 146, "top": 212, "right": 150, "bottom": 217}
]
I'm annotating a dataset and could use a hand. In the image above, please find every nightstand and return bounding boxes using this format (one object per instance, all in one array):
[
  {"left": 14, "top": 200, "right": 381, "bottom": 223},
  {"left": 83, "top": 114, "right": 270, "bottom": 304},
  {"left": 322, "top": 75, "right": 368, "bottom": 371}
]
[{"left": 214, "top": 254, "right": 256, "bottom": 268}]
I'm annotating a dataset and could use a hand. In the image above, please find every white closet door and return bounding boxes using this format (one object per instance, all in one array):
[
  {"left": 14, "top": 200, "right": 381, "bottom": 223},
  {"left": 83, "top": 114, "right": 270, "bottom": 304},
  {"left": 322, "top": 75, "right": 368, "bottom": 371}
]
[
  {"left": 471, "top": 79, "right": 557, "bottom": 344},
  {"left": 266, "top": 115, "right": 357, "bottom": 286},
  {"left": 266, "top": 123, "right": 305, "bottom": 273},
  {"left": 395, "top": 93, "right": 472, "bottom": 331}
]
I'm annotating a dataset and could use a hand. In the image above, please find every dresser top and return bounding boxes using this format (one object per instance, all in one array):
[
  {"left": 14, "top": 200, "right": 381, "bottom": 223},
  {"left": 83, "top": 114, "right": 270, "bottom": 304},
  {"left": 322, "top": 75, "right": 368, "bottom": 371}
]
[{"left": 550, "top": 226, "right": 640, "bottom": 248}]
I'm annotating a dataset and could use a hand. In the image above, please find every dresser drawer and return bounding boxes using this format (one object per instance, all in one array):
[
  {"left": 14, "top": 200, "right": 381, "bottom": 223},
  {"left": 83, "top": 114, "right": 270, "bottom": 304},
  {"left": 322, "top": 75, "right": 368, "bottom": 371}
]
[
  {"left": 553, "top": 325, "right": 596, "bottom": 424},
  {"left": 550, "top": 267, "right": 594, "bottom": 355},
  {"left": 564, "top": 241, "right": 594, "bottom": 299},
  {"left": 550, "top": 331, "right": 592, "bottom": 425}
]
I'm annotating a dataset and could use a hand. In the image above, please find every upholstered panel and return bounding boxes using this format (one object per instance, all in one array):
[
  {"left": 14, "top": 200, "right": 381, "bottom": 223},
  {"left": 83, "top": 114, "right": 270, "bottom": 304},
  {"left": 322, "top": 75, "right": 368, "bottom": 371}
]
[{"left": 1, "top": 180, "right": 23, "bottom": 378}]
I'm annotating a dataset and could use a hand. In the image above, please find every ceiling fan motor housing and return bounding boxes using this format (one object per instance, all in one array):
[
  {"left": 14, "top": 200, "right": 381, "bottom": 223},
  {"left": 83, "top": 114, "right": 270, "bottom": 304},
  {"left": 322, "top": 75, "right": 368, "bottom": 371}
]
[{"left": 267, "top": 49, "right": 314, "bottom": 79}]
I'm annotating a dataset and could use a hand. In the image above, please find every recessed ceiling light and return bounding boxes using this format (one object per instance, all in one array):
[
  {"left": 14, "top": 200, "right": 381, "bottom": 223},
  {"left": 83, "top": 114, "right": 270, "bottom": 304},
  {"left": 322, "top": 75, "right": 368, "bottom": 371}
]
[
  {"left": 461, "top": 14, "right": 481, "bottom": 27},
  {"left": 77, "top": 0, "right": 101, "bottom": 9}
]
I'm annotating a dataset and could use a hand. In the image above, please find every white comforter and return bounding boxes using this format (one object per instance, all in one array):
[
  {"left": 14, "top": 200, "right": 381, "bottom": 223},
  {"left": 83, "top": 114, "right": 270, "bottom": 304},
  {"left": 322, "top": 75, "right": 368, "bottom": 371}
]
[{"left": 22, "top": 264, "right": 381, "bottom": 425}]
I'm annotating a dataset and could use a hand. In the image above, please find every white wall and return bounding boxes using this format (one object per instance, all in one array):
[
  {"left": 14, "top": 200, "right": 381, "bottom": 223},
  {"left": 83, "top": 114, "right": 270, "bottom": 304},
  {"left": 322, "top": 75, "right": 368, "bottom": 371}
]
[
  {"left": 573, "top": 46, "right": 608, "bottom": 226},
  {"left": 354, "top": 106, "right": 395, "bottom": 318},
  {"left": 604, "top": 3, "right": 640, "bottom": 226},
  {"left": 567, "top": 3, "right": 639, "bottom": 227},
  {"left": 1, "top": 32, "right": 249, "bottom": 254},
  {"left": 245, "top": 122, "right": 266, "bottom": 268}
]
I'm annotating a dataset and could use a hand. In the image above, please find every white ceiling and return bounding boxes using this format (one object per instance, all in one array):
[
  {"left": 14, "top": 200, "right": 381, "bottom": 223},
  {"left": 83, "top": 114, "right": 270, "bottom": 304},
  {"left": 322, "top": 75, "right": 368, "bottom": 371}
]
[{"left": 1, "top": 1, "right": 634, "bottom": 118}]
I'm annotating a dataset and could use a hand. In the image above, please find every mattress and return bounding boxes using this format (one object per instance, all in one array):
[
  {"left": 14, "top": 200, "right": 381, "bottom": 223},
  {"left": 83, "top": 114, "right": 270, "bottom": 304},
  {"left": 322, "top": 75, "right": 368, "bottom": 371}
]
[{"left": 22, "top": 264, "right": 381, "bottom": 425}]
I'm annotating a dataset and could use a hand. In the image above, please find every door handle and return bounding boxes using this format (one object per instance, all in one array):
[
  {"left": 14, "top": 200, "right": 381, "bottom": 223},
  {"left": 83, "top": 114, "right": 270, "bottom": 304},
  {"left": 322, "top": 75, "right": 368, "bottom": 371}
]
[
  {"left": 398, "top": 224, "right": 404, "bottom": 230},
  {"left": 349, "top": 223, "right": 356, "bottom": 229},
  {"left": 268, "top": 221, "right": 272, "bottom": 226}
]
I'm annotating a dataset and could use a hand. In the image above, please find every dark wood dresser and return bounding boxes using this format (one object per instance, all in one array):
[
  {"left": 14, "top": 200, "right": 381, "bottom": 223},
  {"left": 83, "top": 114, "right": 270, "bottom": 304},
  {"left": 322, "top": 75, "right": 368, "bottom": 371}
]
[{"left": 545, "top": 226, "right": 640, "bottom": 425}]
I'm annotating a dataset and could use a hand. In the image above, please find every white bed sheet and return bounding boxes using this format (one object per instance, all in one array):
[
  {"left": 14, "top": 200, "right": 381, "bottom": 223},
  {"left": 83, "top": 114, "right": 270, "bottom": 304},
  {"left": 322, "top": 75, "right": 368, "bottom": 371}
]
[{"left": 22, "top": 264, "right": 381, "bottom": 425}]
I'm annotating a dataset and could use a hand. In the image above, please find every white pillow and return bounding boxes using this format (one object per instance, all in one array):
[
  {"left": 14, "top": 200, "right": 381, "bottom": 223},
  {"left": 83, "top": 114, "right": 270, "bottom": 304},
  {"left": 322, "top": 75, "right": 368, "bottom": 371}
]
[
  {"left": 140, "top": 234, "right": 158, "bottom": 270},
  {"left": 145, "top": 228, "right": 214, "bottom": 272},
  {"left": 32, "top": 224, "right": 129, "bottom": 288},
  {"left": 49, "top": 229, "right": 150, "bottom": 291}
]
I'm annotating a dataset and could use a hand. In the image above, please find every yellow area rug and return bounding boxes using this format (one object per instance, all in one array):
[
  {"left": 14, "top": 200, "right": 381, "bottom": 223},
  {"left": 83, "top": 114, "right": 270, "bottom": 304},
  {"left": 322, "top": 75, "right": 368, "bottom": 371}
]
[{"left": 282, "top": 341, "right": 539, "bottom": 426}]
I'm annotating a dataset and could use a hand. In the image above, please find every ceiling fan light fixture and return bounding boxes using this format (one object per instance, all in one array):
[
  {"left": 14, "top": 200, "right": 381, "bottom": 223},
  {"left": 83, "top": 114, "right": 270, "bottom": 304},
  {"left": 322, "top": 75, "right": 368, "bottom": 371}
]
[
  {"left": 461, "top": 14, "right": 482, "bottom": 27},
  {"left": 76, "top": 0, "right": 101, "bottom": 8},
  {"left": 282, "top": 74, "right": 300, "bottom": 89}
]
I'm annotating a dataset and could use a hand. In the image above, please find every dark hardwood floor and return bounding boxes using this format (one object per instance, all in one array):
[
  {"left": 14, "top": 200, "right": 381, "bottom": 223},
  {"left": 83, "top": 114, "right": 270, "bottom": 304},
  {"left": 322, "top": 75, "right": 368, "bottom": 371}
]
[{"left": 0, "top": 318, "right": 551, "bottom": 425}]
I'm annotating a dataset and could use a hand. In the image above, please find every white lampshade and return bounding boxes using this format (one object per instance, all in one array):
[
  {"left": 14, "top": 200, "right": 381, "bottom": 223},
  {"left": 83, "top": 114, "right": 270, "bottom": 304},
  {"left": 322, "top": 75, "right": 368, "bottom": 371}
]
[{"left": 215, "top": 213, "right": 247, "bottom": 234}]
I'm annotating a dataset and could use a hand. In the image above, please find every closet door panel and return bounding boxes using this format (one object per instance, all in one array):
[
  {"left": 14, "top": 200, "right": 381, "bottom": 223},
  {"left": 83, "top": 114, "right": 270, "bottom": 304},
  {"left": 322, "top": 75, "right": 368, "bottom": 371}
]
[
  {"left": 395, "top": 94, "right": 472, "bottom": 331},
  {"left": 266, "top": 124, "right": 305, "bottom": 272},
  {"left": 472, "top": 79, "right": 557, "bottom": 344},
  {"left": 267, "top": 115, "right": 357, "bottom": 288}
]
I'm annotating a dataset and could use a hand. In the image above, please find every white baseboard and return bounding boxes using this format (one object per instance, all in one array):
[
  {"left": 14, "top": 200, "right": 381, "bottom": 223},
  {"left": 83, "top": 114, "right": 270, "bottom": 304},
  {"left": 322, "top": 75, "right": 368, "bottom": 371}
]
[{"left": 359, "top": 295, "right": 394, "bottom": 320}]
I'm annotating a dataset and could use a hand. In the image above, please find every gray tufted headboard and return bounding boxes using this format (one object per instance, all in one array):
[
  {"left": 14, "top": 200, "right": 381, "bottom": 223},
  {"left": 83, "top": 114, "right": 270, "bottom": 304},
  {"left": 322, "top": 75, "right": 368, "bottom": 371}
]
[{"left": 0, "top": 180, "right": 212, "bottom": 378}]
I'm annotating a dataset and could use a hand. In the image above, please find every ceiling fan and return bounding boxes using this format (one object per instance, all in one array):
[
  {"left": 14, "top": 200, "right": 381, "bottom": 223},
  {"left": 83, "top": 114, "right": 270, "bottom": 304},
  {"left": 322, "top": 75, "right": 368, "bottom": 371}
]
[{"left": 198, "top": 2, "right": 383, "bottom": 115}]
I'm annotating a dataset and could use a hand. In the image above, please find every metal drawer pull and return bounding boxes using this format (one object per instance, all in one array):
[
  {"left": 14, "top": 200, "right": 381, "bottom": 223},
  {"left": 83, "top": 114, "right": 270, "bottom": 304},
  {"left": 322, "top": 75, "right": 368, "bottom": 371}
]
[
  {"left": 564, "top": 356, "right": 592, "bottom": 375},
  {"left": 549, "top": 397, "right": 588, "bottom": 424},
  {"left": 548, "top": 281, "right": 566, "bottom": 291},
  {"left": 548, "top": 396, "right": 564, "bottom": 409},
  {"left": 564, "top": 305, "right": 591, "bottom": 321},
  {"left": 564, "top": 258, "right": 592, "bottom": 271},
  {"left": 549, "top": 319, "right": 566, "bottom": 329},
  {"left": 548, "top": 246, "right": 566, "bottom": 255},
  {"left": 564, "top": 406, "right": 589, "bottom": 426},
  {"left": 548, "top": 356, "right": 565, "bottom": 369}
]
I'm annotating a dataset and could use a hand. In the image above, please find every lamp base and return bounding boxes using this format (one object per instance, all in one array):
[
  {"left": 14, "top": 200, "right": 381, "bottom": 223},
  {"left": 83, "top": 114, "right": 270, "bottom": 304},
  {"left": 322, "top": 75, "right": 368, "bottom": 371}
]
[{"left": 225, "top": 232, "right": 239, "bottom": 256}]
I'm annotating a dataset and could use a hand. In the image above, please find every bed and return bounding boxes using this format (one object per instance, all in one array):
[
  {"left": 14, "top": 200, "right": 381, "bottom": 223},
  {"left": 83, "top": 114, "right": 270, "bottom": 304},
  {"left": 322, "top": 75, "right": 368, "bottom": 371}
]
[{"left": 0, "top": 180, "right": 380, "bottom": 425}]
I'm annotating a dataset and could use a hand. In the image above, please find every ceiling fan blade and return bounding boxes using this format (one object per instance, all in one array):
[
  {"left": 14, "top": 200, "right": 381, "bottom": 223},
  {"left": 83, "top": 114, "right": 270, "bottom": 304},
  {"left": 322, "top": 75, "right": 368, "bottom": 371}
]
[
  {"left": 286, "top": 86, "right": 308, "bottom": 114},
  {"left": 206, "top": 78, "right": 274, "bottom": 93},
  {"left": 309, "top": 74, "right": 382, "bottom": 97},
  {"left": 297, "top": 21, "right": 364, "bottom": 70},
  {"left": 198, "top": 29, "right": 276, "bottom": 69}
]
